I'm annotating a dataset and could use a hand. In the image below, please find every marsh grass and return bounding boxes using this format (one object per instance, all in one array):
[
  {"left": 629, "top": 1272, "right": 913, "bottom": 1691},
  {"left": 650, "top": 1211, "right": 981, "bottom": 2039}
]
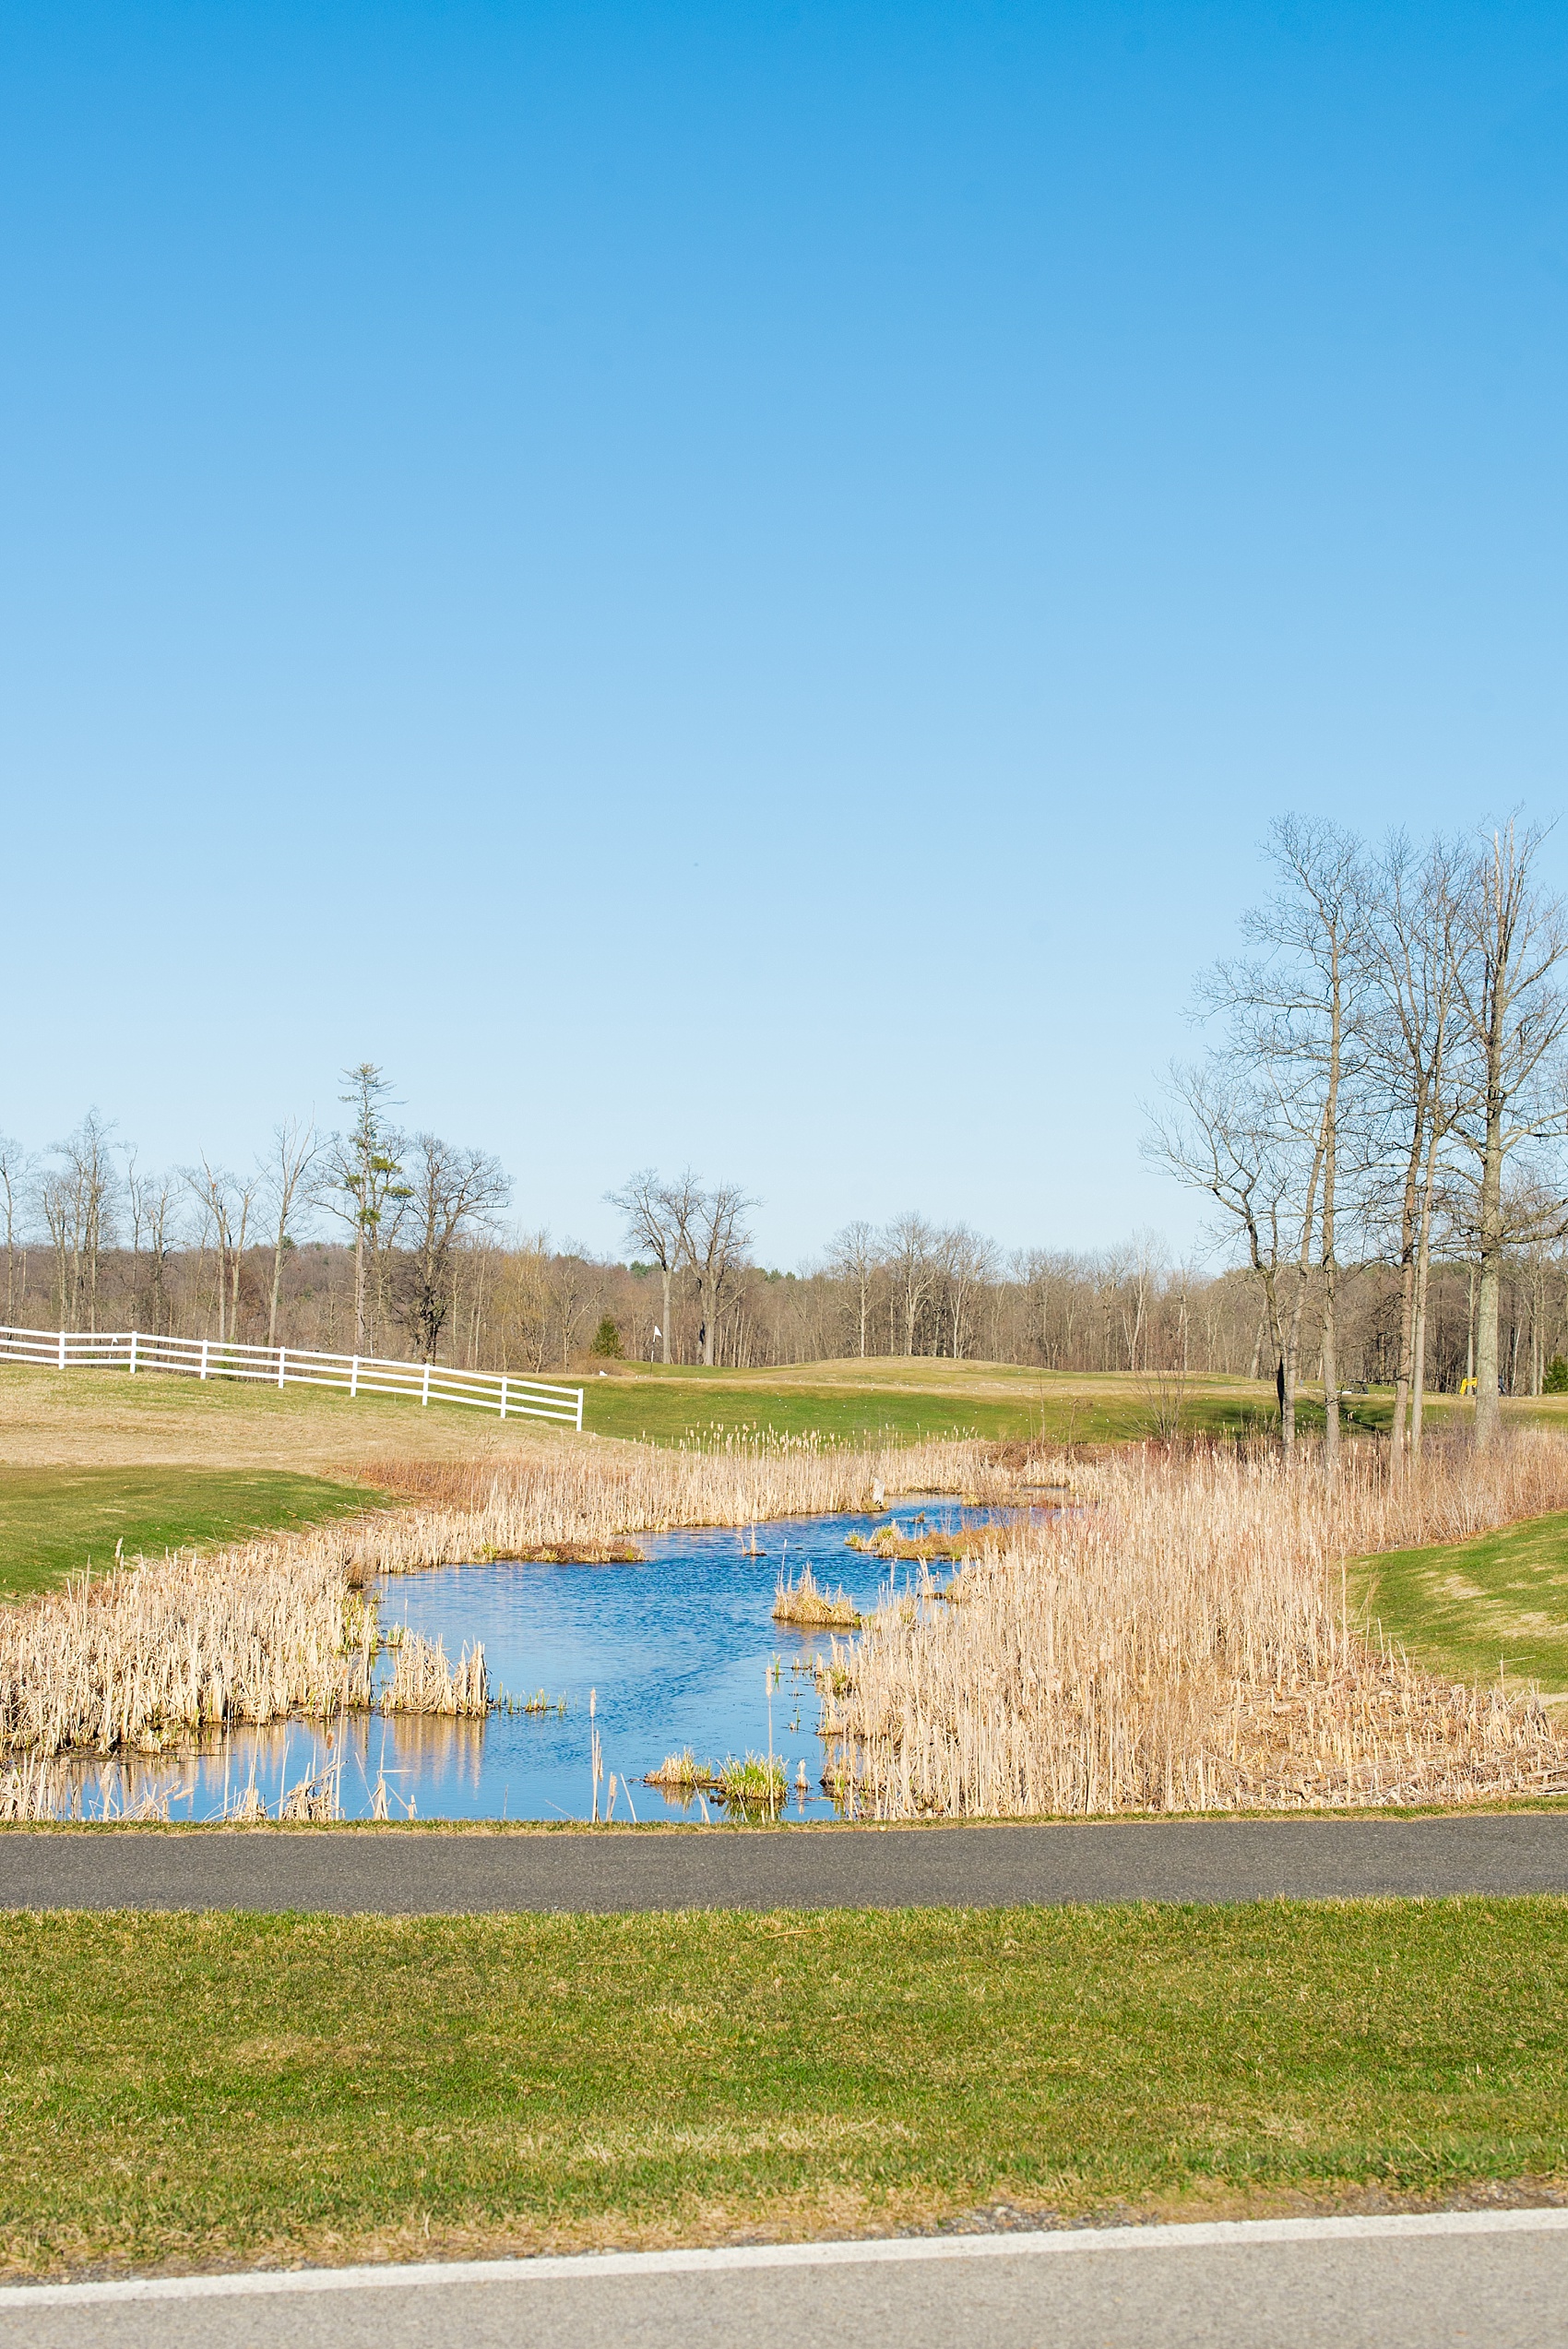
[
  {"left": 845, "top": 1517, "right": 1012, "bottom": 1564},
  {"left": 0, "top": 1436, "right": 1004, "bottom": 1766},
  {"left": 715, "top": 1752, "right": 787, "bottom": 1811},
  {"left": 772, "top": 1566, "right": 861, "bottom": 1628},
  {"left": 644, "top": 1749, "right": 714, "bottom": 1790},
  {"left": 820, "top": 1435, "right": 1568, "bottom": 1817},
  {"left": 378, "top": 1634, "right": 488, "bottom": 1717}
]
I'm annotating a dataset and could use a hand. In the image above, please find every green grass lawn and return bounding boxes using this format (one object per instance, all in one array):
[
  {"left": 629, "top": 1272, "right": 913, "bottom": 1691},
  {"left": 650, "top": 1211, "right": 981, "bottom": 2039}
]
[
  {"left": 579, "top": 1365, "right": 1280, "bottom": 1449},
  {"left": 0, "top": 1468, "right": 380, "bottom": 1602},
  {"left": 1351, "top": 1508, "right": 1568, "bottom": 1695},
  {"left": 3, "top": 1898, "right": 1565, "bottom": 2276}
]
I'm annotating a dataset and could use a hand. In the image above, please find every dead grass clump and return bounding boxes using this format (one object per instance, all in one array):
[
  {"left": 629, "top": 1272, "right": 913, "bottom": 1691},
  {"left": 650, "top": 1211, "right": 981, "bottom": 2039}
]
[
  {"left": 819, "top": 1434, "right": 1568, "bottom": 1818},
  {"left": 773, "top": 1567, "right": 861, "bottom": 1628},
  {"left": 846, "top": 1518, "right": 1012, "bottom": 1563},
  {"left": 379, "top": 1634, "right": 488, "bottom": 1717},
  {"left": 644, "top": 1749, "right": 714, "bottom": 1789},
  {"left": 476, "top": 1542, "right": 646, "bottom": 1566}
]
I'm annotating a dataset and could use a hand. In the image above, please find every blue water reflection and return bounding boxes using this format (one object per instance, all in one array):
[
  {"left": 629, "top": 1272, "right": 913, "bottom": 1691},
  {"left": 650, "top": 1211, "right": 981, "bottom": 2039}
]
[{"left": 66, "top": 1502, "right": 1019, "bottom": 1822}]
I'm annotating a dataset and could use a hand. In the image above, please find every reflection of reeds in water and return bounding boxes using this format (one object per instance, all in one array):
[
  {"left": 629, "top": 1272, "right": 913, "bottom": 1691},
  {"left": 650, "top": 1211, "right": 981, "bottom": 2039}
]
[
  {"left": 378, "top": 1633, "right": 488, "bottom": 1716},
  {"left": 0, "top": 1750, "right": 72, "bottom": 1819},
  {"left": 820, "top": 1436, "right": 1568, "bottom": 1818},
  {"left": 772, "top": 1566, "right": 861, "bottom": 1628}
]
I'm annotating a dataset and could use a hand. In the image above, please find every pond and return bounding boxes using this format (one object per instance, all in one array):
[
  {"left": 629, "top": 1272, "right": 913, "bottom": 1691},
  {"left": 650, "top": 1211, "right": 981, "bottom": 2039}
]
[{"left": 63, "top": 1502, "right": 1027, "bottom": 1823}]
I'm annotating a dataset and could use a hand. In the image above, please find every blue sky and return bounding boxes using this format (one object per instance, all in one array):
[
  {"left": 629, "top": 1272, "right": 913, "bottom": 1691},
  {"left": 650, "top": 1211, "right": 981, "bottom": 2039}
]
[{"left": 3, "top": 1, "right": 1565, "bottom": 1265}]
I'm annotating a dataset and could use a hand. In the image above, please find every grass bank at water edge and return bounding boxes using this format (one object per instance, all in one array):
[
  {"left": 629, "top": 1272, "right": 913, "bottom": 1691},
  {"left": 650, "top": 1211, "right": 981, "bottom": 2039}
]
[
  {"left": 3, "top": 1898, "right": 1566, "bottom": 2276},
  {"left": 0, "top": 1468, "right": 381, "bottom": 1603},
  {"left": 1351, "top": 1508, "right": 1568, "bottom": 1695}
]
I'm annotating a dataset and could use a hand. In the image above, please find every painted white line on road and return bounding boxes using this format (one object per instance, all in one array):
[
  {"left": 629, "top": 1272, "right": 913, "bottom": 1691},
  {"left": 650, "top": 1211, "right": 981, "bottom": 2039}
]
[{"left": 5, "top": 2206, "right": 1568, "bottom": 2307}]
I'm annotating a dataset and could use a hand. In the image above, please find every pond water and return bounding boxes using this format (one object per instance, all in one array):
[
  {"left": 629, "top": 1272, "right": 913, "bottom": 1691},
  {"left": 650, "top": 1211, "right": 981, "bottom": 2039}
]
[{"left": 66, "top": 1502, "right": 1026, "bottom": 1823}]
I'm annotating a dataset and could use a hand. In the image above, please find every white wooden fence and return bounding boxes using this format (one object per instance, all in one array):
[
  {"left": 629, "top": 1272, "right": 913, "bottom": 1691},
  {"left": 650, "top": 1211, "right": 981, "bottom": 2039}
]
[{"left": 0, "top": 1325, "right": 584, "bottom": 1429}]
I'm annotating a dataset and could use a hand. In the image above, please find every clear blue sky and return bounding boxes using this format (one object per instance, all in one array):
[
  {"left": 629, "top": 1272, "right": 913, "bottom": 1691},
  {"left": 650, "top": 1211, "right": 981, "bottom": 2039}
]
[{"left": 3, "top": 2, "right": 1565, "bottom": 1265}]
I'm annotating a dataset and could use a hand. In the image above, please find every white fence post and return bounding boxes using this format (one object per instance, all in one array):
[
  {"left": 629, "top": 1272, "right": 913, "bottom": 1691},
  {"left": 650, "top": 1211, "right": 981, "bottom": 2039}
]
[
  {"left": 421, "top": 1363, "right": 431, "bottom": 1406},
  {"left": 200, "top": 1340, "right": 209, "bottom": 1380},
  {"left": 350, "top": 1356, "right": 360, "bottom": 1398},
  {"left": 57, "top": 1330, "right": 65, "bottom": 1370},
  {"left": 278, "top": 1347, "right": 287, "bottom": 1391},
  {"left": 500, "top": 1376, "right": 508, "bottom": 1421},
  {"left": 576, "top": 1389, "right": 584, "bottom": 1432},
  {"left": 129, "top": 1330, "right": 138, "bottom": 1376}
]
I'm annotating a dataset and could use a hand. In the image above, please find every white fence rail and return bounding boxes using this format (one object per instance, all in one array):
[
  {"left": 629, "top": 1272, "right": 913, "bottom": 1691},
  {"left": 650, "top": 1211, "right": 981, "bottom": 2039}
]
[{"left": 0, "top": 1325, "right": 584, "bottom": 1429}]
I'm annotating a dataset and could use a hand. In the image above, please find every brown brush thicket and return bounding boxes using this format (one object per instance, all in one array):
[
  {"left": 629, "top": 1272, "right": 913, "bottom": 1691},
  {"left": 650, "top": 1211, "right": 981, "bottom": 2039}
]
[{"left": 819, "top": 1435, "right": 1568, "bottom": 1817}]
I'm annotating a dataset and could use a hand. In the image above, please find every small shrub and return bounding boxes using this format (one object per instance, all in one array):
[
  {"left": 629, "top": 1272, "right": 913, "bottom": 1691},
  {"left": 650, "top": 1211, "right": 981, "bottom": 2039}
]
[
  {"left": 1545, "top": 1357, "right": 1568, "bottom": 1395},
  {"left": 589, "top": 1317, "right": 624, "bottom": 1358}
]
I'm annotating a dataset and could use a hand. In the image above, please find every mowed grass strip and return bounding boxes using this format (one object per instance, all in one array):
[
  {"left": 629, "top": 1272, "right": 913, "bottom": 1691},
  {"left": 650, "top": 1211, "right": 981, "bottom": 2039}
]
[
  {"left": 0, "top": 1468, "right": 381, "bottom": 1602},
  {"left": 3, "top": 1899, "right": 1566, "bottom": 2276},
  {"left": 1352, "top": 1508, "right": 1568, "bottom": 1694},
  {"left": 581, "top": 1367, "right": 1279, "bottom": 1449}
]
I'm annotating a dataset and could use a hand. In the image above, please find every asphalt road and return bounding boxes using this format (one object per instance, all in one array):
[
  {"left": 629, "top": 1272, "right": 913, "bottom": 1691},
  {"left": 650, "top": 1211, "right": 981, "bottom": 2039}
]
[
  {"left": 4, "top": 1811, "right": 1568, "bottom": 1911},
  {"left": 6, "top": 2215, "right": 1568, "bottom": 2348}
]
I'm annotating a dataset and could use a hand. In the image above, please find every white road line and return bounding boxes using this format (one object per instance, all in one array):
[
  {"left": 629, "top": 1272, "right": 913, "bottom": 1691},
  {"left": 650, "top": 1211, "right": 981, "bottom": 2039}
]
[{"left": 4, "top": 2206, "right": 1567, "bottom": 2307}]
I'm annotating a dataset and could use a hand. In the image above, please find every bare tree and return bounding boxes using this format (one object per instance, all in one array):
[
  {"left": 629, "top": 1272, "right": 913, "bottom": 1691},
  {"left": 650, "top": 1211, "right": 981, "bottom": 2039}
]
[
  {"left": 884, "top": 1212, "right": 937, "bottom": 1356},
  {"left": 0, "top": 1137, "right": 32, "bottom": 1324},
  {"left": 42, "top": 1112, "right": 119, "bottom": 1331},
  {"left": 686, "top": 1182, "right": 756, "bottom": 1366},
  {"left": 826, "top": 1220, "right": 880, "bottom": 1357},
  {"left": 1145, "top": 1059, "right": 1315, "bottom": 1451},
  {"left": 939, "top": 1224, "right": 999, "bottom": 1359},
  {"left": 260, "top": 1118, "right": 321, "bottom": 1349},
  {"left": 325, "top": 1065, "right": 410, "bottom": 1354},
  {"left": 608, "top": 1169, "right": 699, "bottom": 1365},
  {"left": 184, "top": 1157, "right": 260, "bottom": 1344},
  {"left": 1449, "top": 824, "right": 1568, "bottom": 1448},
  {"left": 125, "top": 1153, "right": 182, "bottom": 1335},
  {"left": 1201, "top": 818, "right": 1365, "bottom": 1475},
  {"left": 393, "top": 1135, "right": 510, "bottom": 1363},
  {"left": 1360, "top": 832, "right": 1468, "bottom": 1469}
]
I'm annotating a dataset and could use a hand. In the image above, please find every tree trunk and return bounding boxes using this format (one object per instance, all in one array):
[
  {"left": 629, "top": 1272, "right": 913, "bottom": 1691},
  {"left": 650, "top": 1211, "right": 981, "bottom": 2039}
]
[
  {"left": 660, "top": 1263, "right": 671, "bottom": 1364},
  {"left": 1389, "top": 1119, "right": 1424, "bottom": 1482},
  {"left": 1475, "top": 1086, "right": 1504, "bottom": 1448}
]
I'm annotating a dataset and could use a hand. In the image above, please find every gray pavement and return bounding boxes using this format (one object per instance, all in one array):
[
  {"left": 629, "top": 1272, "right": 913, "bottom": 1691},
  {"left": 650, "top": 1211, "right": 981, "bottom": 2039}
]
[
  {"left": 5, "top": 2216, "right": 1568, "bottom": 2348},
  {"left": 5, "top": 1810, "right": 1568, "bottom": 1911}
]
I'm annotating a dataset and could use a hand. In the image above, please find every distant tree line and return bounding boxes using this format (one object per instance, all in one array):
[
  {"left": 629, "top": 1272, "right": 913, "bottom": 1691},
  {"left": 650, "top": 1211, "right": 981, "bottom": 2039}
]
[{"left": 8, "top": 815, "right": 1568, "bottom": 1409}]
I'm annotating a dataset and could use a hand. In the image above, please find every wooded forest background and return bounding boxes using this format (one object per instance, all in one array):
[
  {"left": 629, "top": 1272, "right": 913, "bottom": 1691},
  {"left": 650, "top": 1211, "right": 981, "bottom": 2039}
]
[{"left": 0, "top": 1112, "right": 1558, "bottom": 1395}]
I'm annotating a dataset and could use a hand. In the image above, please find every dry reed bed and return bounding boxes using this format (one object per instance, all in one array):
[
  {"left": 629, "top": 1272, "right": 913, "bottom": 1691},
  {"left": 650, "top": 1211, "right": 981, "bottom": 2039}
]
[
  {"left": 0, "top": 1435, "right": 1003, "bottom": 1765},
  {"left": 359, "top": 1434, "right": 1016, "bottom": 1565},
  {"left": 820, "top": 1434, "right": 1568, "bottom": 1817}
]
